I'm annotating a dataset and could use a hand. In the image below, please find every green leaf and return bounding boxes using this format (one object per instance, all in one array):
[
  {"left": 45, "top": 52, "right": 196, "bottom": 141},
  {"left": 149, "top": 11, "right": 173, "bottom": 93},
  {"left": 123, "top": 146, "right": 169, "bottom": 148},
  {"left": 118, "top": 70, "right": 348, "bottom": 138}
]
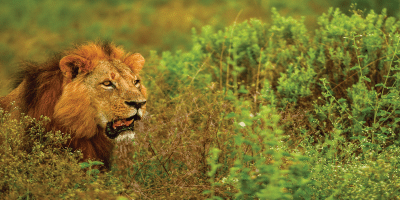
[
  {"left": 238, "top": 85, "right": 249, "bottom": 94},
  {"left": 350, "top": 66, "right": 360, "bottom": 71},
  {"left": 361, "top": 107, "right": 372, "bottom": 113},
  {"left": 79, "top": 162, "right": 90, "bottom": 169},
  {"left": 202, "top": 190, "right": 211, "bottom": 195},
  {"left": 90, "top": 161, "right": 104, "bottom": 166},
  {"left": 86, "top": 169, "right": 100, "bottom": 176},
  {"left": 225, "top": 112, "right": 236, "bottom": 119},
  {"left": 361, "top": 76, "right": 371, "bottom": 82}
]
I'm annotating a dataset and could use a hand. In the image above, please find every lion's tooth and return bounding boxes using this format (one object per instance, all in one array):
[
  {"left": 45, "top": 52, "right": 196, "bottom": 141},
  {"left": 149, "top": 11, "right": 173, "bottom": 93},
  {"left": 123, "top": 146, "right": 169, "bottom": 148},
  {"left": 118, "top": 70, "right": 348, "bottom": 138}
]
[
  {"left": 124, "top": 118, "right": 134, "bottom": 126},
  {"left": 113, "top": 120, "right": 124, "bottom": 129}
]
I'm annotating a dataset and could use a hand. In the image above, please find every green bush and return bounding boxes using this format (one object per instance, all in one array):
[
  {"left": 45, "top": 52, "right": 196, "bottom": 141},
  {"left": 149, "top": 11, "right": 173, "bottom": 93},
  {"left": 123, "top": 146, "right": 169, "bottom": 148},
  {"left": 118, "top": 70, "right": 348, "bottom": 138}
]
[
  {"left": 160, "top": 6, "right": 400, "bottom": 144},
  {"left": 204, "top": 87, "right": 311, "bottom": 199},
  {"left": 153, "top": 7, "right": 400, "bottom": 198}
]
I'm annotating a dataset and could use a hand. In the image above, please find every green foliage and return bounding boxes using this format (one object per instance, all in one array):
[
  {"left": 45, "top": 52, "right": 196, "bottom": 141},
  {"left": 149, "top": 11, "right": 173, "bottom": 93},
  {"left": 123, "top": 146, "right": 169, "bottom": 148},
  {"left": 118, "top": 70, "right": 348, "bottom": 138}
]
[
  {"left": 161, "top": 6, "right": 400, "bottom": 147},
  {"left": 299, "top": 129, "right": 400, "bottom": 199},
  {"left": 205, "top": 87, "right": 311, "bottom": 199},
  {"left": 277, "top": 63, "right": 316, "bottom": 105},
  {"left": 298, "top": 8, "right": 400, "bottom": 198},
  {"left": 153, "top": 6, "right": 400, "bottom": 199},
  {"left": 159, "top": 9, "right": 312, "bottom": 99},
  {"left": 203, "top": 148, "right": 223, "bottom": 199}
]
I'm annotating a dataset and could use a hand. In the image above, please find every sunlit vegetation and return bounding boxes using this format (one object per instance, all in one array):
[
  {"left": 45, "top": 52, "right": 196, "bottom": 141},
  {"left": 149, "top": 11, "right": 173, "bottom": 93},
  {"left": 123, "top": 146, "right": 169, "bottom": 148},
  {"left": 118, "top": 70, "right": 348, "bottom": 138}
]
[{"left": 1, "top": 0, "right": 400, "bottom": 199}]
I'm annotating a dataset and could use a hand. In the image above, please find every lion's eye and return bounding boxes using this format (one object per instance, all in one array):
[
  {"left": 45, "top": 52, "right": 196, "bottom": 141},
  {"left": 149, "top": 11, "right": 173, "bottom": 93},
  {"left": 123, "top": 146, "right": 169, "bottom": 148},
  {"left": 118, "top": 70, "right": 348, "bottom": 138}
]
[
  {"left": 134, "top": 80, "right": 140, "bottom": 87},
  {"left": 102, "top": 81, "right": 114, "bottom": 88}
]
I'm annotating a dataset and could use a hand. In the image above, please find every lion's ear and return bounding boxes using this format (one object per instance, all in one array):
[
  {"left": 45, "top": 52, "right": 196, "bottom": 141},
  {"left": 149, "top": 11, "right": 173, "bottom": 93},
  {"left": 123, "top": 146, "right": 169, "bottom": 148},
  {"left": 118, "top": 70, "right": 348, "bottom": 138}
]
[
  {"left": 124, "top": 53, "right": 145, "bottom": 74},
  {"left": 59, "top": 55, "right": 88, "bottom": 80}
]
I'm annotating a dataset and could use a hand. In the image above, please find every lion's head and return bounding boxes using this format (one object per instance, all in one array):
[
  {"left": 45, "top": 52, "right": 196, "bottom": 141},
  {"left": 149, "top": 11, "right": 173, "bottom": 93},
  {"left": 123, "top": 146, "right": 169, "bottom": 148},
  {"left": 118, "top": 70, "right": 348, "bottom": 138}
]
[
  {"left": 54, "top": 42, "right": 147, "bottom": 140},
  {"left": 0, "top": 42, "right": 147, "bottom": 168}
]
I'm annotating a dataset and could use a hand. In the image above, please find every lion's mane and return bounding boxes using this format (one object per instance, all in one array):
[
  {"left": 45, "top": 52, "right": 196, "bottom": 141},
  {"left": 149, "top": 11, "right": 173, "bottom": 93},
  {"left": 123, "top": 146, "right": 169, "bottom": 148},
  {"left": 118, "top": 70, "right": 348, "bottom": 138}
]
[{"left": 0, "top": 42, "right": 146, "bottom": 169}]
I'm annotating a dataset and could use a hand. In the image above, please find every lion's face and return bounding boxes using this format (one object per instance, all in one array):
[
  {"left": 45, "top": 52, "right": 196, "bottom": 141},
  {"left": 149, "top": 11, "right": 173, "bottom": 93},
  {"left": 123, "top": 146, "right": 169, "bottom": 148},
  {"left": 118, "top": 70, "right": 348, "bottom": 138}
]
[
  {"left": 82, "top": 60, "right": 146, "bottom": 139},
  {"left": 54, "top": 44, "right": 147, "bottom": 139}
]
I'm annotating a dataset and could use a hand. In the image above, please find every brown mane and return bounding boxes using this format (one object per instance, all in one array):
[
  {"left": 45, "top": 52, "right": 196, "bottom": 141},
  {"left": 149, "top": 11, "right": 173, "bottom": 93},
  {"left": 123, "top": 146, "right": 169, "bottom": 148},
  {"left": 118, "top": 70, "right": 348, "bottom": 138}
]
[
  {"left": 1, "top": 42, "right": 145, "bottom": 169},
  {"left": 13, "top": 56, "right": 64, "bottom": 124}
]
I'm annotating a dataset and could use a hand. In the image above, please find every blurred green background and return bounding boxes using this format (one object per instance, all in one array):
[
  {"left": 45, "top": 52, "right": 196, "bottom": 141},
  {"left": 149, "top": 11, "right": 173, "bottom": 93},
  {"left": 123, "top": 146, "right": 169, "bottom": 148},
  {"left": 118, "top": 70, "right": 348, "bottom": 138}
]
[{"left": 0, "top": 0, "right": 399, "bottom": 95}]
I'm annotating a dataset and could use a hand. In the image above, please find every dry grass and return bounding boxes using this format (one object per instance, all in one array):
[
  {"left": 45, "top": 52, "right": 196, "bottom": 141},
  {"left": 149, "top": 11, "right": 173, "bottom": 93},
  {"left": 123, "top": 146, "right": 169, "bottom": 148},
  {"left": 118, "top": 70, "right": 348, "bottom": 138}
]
[{"left": 112, "top": 85, "right": 232, "bottom": 198}]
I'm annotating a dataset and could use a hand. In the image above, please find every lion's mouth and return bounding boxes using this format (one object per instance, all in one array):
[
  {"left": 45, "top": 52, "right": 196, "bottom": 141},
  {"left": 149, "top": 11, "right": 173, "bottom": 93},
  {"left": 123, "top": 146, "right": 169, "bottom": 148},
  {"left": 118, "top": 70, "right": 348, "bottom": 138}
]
[{"left": 105, "top": 115, "right": 135, "bottom": 139}]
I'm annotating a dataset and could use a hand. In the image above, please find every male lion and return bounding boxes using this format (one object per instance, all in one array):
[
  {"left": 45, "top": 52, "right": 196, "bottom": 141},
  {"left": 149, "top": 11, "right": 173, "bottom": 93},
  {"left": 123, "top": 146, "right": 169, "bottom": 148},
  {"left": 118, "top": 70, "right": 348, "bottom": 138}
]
[{"left": 0, "top": 42, "right": 147, "bottom": 169}]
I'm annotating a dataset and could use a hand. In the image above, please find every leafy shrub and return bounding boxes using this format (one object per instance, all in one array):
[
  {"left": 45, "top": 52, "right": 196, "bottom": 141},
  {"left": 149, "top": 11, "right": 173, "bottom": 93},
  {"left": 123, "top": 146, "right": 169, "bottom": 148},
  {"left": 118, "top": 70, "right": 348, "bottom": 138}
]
[
  {"left": 277, "top": 63, "right": 316, "bottom": 105},
  {"left": 153, "top": 6, "right": 400, "bottom": 199},
  {"left": 204, "top": 86, "right": 311, "bottom": 199},
  {"left": 158, "top": 8, "right": 312, "bottom": 98},
  {"left": 160, "top": 6, "right": 400, "bottom": 145}
]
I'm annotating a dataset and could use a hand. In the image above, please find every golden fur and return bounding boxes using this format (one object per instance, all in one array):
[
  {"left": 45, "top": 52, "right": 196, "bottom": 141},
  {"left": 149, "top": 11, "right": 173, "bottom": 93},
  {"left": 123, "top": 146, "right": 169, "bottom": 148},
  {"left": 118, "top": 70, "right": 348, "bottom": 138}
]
[{"left": 0, "top": 42, "right": 147, "bottom": 169}]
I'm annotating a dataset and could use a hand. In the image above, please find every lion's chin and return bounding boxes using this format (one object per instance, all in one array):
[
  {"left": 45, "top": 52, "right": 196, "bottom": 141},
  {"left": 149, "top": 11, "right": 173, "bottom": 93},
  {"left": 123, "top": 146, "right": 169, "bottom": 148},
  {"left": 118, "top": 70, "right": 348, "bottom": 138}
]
[{"left": 105, "top": 115, "right": 136, "bottom": 139}]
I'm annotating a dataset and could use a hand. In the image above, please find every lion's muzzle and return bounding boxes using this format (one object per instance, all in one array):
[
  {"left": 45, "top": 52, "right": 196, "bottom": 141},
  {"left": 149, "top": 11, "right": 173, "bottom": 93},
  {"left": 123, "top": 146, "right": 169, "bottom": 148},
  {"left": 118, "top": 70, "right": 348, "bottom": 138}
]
[
  {"left": 125, "top": 100, "right": 146, "bottom": 109},
  {"left": 105, "top": 116, "right": 135, "bottom": 139},
  {"left": 105, "top": 100, "right": 146, "bottom": 139},
  {"left": 126, "top": 100, "right": 146, "bottom": 120}
]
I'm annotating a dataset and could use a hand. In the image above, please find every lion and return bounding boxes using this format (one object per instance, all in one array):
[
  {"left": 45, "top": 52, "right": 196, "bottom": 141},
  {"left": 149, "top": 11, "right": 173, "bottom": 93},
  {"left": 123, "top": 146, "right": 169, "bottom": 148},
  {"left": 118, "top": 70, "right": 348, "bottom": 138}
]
[{"left": 0, "top": 42, "right": 147, "bottom": 169}]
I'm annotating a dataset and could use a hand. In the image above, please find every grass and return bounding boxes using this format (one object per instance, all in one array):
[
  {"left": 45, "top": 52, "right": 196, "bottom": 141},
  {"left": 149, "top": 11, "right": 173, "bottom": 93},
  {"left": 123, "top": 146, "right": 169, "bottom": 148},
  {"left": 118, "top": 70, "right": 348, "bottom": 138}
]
[{"left": 2, "top": 1, "right": 400, "bottom": 199}]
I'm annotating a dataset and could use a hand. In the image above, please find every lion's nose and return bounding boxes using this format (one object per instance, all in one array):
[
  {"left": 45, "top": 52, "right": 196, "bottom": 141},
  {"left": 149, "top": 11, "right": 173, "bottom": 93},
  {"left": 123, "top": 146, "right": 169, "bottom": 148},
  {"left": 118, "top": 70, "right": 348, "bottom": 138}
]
[{"left": 125, "top": 100, "right": 146, "bottom": 109}]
